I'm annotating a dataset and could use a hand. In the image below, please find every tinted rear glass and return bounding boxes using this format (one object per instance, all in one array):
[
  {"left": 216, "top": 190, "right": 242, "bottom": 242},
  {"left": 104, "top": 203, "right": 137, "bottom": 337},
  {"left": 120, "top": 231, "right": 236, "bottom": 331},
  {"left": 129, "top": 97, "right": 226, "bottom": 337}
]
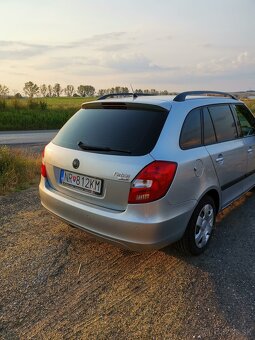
[
  {"left": 53, "top": 108, "right": 168, "bottom": 156},
  {"left": 180, "top": 108, "right": 202, "bottom": 149},
  {"left": 208, "top": 105, "right": 238, "bottom": 142},
  {"left": 203, "top": 107, "right": 217, "bottom": 145}
]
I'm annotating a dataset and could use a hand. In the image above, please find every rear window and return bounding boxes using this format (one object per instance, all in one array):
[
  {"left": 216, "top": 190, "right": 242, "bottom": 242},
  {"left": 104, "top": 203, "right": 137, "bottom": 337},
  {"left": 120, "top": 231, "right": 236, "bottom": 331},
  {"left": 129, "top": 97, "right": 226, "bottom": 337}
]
[{"left": 53, "top": 108, "right": 168, "bottom": 156}]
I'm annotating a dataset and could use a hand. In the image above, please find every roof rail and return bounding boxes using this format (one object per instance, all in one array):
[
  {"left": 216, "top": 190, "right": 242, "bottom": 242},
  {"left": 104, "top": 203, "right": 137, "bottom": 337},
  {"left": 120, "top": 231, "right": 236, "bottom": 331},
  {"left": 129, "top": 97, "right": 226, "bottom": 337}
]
[
  {"left": 97, "top": 93, "right": 156, "bottom": 100},
  {"left": 173, "top": 91, "right": 237, "bottom": 102}
]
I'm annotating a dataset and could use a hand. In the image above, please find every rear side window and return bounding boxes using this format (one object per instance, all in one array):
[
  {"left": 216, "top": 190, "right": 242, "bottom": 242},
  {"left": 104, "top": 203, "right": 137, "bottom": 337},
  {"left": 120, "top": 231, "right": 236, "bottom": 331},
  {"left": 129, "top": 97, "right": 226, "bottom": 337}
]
[
  {"left": 180, "top": 108, "right": 202, "bottom": 149},
  {"left": 232, "top": 104, "right": 255, "bottom": 137},
  {"left": 53, "top": 108, "right": 168, "bottom": 156},
  {"left": 203, "top": 107, "right": 217, "bottom": 145},
  {"left": 208, "top": 105, "right": 238, "bottom": 142}
]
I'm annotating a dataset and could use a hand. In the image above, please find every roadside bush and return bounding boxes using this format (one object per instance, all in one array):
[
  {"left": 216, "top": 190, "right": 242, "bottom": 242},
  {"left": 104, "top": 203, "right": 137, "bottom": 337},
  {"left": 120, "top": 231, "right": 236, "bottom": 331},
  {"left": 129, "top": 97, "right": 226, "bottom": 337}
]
[
  {"left": 0, "top": 146, "right": 41, "bottom": 195},
  {"left": 39, "top": 100, "right": 48, "bottom": 110},
  {"left": 12, "top": 98, "right": 23, "bottom": 111},
  {"left": 27, "top": 100, "right": 40, "bottom": 110},
  {"left": 0, "top": 99, "right": 6, "bottom": 111}
]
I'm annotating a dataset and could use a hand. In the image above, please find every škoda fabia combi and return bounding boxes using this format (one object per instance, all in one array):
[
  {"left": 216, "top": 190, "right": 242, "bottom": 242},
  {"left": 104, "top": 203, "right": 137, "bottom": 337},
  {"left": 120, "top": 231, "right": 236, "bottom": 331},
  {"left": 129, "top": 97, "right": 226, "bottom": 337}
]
[{"left": 39, "top": 91, "right": 255, "bottom": 255}]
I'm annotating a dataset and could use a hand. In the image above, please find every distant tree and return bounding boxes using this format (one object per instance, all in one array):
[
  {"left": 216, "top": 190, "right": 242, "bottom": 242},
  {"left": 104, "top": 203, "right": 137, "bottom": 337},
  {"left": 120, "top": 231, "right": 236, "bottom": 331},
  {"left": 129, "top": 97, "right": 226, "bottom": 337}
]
[
  {"left": 73, "top": 93, "right": 80, "bottom": 97},
  {"left": 14, "top": 93, "right": 22, "bottom": 98},
  {"left": 83, "top": 85, "right": 95, "bottom": 97},
  {"left": 150, "top": 89, "right": 159, "bottom": 95},
  {"left": 47, "top": 85, "right": 53, "bottom": 97},
  {"left": 64, "top": 85, "right": 75, "bottom": 97},
  {"left": 77, "top": 85, "right": 85, "bottom": 97},
  {"left": 23, "top": 81, "right": 39, "bottom": 98},
  {"left": 135, "top": 89, "right": 143, "bottom": 94},
  {"left": 77, "top": 85, "right": 95, "bottom": 97},
  {"left": 114, "top": 86, "right": 129, "bottom": 93},
  {"left": 97, "top": 89, "right": 106, "bottom": 96},
  {"left": 0, "top": 84, "right": 9, "bottom": 97},
  {"left": 40, "top": 84, "right": 47, "bottom": 97},
  {"left": 53, "top": 83, "right": 62, "bottom": 97},
  {"left": 160, "top": 90, "right": 169, "bottom": 95}
]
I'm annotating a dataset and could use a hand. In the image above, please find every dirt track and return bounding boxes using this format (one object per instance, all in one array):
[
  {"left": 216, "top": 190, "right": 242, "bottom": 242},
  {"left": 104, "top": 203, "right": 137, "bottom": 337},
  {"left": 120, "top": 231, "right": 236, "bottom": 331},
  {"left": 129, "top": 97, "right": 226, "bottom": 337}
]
[{"left": 0, "top": 187, "right": 254, "bottom": 339}]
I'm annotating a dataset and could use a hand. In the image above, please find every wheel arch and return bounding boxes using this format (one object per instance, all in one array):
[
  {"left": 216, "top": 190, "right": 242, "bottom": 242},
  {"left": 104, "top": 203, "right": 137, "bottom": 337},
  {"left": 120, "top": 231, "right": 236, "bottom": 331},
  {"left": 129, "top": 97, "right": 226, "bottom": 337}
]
[
  {"left": 202, "top": 188, "right": 220, "bottom": 213},
  {"left": 194, "top": 187, "right": 221, "bottom": 214}
]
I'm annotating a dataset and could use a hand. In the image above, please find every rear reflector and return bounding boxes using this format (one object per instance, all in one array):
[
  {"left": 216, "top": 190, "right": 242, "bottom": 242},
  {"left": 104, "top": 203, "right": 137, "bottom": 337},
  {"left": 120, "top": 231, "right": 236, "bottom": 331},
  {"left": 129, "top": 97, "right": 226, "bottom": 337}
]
[
  {"left": 128, "top": 161, "right": 177, "bottom": 204},
  {"left": 41, "top": 147, "right": 47, "bottom": 178}
]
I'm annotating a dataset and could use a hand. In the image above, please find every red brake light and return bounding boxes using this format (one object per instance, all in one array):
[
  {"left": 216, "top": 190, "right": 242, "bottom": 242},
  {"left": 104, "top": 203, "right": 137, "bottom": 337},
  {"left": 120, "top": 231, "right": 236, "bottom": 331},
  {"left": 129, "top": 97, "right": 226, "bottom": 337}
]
[
  {"left": 41, "top": 147, "right": 47, "bottom": 178},
  {"left": 128, "top": 161, "right": 177, "bottom": 204}
]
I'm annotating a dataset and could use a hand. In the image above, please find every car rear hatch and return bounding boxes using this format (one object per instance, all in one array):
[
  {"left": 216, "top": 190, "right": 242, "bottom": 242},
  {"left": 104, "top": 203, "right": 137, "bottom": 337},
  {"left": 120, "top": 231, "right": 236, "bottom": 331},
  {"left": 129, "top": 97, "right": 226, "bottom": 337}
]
[{"left": 44, "top": 101, "right": 169, "bottom": 211}]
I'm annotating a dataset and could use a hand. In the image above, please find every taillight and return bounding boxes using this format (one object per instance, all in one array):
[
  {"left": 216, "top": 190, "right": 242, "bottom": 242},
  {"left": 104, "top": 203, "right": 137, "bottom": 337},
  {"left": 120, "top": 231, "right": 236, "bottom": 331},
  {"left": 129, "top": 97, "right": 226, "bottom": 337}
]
[
  {"left": 41, "top": 147, "right": 47, "bottom": 178},
  {"left": 128, "top": 161, "right": 177, "bottom": 204}
]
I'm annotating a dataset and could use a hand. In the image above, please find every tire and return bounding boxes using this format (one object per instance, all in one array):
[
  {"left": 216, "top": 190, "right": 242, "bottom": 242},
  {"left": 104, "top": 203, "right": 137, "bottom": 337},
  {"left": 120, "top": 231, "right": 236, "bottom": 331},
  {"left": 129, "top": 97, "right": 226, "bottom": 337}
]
[{"left": 176, "top": 196, "right": 216, "bottom": 255}]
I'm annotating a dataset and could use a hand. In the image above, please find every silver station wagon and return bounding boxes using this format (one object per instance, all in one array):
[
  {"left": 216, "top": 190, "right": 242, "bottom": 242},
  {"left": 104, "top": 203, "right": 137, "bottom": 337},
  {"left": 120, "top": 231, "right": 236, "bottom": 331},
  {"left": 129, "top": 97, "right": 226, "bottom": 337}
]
[{"left": 39, "top": 91, "right": 255, "bottom": 255}]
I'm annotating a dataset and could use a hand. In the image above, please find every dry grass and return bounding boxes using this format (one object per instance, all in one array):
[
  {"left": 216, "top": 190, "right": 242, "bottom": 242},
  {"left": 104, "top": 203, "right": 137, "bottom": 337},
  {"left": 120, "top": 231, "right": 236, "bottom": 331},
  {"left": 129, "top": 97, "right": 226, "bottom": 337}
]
[{"left": 0, "top": 146, "right": 41, "bottom": 195}]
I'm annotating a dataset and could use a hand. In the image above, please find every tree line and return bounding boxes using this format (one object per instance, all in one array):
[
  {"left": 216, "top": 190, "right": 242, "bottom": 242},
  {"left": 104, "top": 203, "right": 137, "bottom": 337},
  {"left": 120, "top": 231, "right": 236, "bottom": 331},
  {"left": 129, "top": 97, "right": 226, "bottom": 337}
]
[{"left": 0, "top": 82, "right": 174, "bottom": 98}]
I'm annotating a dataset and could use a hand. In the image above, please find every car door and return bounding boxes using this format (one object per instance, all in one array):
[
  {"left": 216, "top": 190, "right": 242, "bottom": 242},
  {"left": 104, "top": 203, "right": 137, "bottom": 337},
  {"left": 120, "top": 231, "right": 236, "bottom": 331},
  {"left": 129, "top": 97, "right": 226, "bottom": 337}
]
[
  {"left": 203, "top": 105, "right": 247, "bottom": 208},
  {"left": 231, "top": 103, "right": 255, "bottom": 191}
]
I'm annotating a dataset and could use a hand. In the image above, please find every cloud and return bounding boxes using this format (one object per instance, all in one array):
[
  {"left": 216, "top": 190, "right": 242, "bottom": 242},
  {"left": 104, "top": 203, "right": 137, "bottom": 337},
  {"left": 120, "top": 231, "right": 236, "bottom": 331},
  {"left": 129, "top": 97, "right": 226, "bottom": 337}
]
[
  {"left": 195, "top": 51, "right": 255, "bottom": 75},
  {"left": 34, "top": 52, "right": 176, "bottom": 76},
  {"left": 102, "top": 54, "right": 176, "bottom": 73},
  {"left": 97, "top": 43, "right": 132, "bottom": 52},
  {"left": 232, "top": 51, "right": 249, "bottom": 66},
  {"left": 0, "top": 41, "right": 51, "bottom": 60},
  {"left": 0, "top": 32, "right": 128, "bottom": 60},
  {"left": 59, "top": 32, "right": 128, "bottom": 49},
  {"left": 37, "top": 56, "right": 101, "bottom": 71}
]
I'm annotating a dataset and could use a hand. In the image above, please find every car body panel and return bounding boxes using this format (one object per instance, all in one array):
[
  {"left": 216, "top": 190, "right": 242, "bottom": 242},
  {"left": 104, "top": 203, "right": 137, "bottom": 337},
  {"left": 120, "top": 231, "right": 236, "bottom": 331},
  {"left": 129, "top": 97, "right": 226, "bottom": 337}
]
[
  {"left": 39, "top": 177, "right": 196, "bottom": 250},
  {"left": 205, "top": 139, "right": 247, "bottom": 207},
  {"left": 44, "top": 142, "right": 154, "bottom": 211}
]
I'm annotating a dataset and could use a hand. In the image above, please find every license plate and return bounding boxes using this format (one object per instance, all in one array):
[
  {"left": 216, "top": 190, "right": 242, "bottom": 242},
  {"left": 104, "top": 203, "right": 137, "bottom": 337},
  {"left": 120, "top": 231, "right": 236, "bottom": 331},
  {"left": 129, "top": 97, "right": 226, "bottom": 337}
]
[{"left": 60, "top": 170, "right": 103, "bottom": 195}]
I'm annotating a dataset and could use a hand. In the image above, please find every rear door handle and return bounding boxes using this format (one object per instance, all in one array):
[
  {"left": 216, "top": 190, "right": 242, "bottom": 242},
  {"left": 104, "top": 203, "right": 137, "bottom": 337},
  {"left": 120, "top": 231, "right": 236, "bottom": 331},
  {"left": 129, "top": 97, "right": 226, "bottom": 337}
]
[{"left": 216, "top": 154, "right": 224, "bottom": 164}]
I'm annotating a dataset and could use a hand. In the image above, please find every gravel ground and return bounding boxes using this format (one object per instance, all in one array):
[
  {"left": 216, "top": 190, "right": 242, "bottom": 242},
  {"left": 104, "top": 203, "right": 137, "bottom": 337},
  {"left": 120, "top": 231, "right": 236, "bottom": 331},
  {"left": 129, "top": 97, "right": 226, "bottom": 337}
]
[{"left": 0, "top": 186, "right": 254, "bottom": 339}]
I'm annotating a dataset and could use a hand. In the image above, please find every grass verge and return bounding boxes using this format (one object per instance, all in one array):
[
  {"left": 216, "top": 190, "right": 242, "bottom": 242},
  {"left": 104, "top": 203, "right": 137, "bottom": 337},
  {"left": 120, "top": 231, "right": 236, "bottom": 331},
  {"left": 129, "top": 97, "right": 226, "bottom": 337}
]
[{"left": 0, "top": 146, "right": 41, "bottom": 195}]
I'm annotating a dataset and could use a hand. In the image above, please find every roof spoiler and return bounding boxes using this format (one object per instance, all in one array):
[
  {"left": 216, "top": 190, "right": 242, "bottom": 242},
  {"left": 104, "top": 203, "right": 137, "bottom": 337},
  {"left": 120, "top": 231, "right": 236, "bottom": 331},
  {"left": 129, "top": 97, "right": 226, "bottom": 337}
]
[{"left": 97, "top": 93, "right": 157, "bottom": 100}]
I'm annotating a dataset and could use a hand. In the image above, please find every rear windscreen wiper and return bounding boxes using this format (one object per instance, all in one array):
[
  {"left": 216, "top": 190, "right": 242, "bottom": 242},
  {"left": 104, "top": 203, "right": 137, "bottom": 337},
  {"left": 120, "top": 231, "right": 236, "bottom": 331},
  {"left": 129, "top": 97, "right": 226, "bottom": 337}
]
[{"left": 78, "top": 141, "right": 131, "bottom": 154}]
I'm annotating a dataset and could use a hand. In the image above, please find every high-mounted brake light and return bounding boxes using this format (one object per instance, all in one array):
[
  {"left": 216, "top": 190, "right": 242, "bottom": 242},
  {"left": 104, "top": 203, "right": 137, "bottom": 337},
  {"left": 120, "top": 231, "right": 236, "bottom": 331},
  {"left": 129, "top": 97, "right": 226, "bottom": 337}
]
[
  {"left": 41, "top": 147, "right": 47, "bottom": 178},
  {"left": 128, "top": 161, "right": 177, "bottom": 204}
]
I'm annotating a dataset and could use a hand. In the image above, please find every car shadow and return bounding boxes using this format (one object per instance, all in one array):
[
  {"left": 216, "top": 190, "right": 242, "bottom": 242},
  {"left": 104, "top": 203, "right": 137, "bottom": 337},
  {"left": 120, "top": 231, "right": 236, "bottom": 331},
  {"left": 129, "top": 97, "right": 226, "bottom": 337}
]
[{"left": 162, "top": 191, "right": 255, "bottom": 339}]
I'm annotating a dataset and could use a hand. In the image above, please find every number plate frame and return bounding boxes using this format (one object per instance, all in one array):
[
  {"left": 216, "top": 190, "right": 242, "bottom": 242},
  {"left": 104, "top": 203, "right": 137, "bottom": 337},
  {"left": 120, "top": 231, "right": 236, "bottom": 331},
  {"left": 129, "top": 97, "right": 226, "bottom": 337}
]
[{"left": 60, "top": 169, "right": 103, "bottom": 195}]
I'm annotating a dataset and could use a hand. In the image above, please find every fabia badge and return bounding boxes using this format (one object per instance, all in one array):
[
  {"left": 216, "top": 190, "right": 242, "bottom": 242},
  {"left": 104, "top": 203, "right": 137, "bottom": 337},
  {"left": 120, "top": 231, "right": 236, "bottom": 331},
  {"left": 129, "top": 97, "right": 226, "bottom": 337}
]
[
  {"left": 72, "top": 159, "right": 80, "bottom": 169},
  {"left": 114, "top": 171, "right": 130, "bottom": 181}
]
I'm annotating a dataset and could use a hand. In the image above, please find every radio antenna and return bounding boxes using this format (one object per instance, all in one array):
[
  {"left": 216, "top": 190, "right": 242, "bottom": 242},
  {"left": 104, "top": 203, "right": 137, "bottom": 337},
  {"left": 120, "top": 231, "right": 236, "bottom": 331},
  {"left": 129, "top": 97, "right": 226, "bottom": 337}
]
[{"left": 130, "top": 84, "right": 137, "bottom": 98}]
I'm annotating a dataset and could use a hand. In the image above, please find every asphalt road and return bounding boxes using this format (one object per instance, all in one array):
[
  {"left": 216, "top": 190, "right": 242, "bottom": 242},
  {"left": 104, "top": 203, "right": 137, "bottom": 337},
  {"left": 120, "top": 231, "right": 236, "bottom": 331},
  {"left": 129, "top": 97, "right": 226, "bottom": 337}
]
[
  {"left": 0, "top": 187, "right": 254, "bottom": 339},
  {"left": 0, "top": 130, "right": 58, "bottom": 145}
]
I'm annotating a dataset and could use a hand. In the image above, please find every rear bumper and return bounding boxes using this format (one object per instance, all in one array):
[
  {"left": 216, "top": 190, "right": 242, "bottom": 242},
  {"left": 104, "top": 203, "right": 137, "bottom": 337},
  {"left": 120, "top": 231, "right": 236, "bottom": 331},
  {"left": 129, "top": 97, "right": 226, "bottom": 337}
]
[{"left": 39, "top": 178, "right": 196, "bottom": 251}]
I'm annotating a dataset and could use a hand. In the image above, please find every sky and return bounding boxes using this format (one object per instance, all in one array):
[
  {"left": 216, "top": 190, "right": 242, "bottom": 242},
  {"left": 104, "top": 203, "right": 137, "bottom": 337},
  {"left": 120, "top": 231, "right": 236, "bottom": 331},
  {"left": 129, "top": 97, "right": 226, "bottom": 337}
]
[{"left": 0, "top": 0, "right": 255, "bottom": 93}]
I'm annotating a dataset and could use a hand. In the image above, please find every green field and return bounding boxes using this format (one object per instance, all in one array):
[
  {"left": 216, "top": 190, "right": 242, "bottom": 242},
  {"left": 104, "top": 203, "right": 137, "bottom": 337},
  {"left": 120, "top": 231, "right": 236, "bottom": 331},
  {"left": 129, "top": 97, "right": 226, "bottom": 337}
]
[
  {"left": 0, "top": 97, "right": 254, "bottom": 131},
  {"left": 0, "top": 97, "right": 95, "bottom": 130},
  {"left": 244, "top": 99, "right": 255, "bottom": 114}
]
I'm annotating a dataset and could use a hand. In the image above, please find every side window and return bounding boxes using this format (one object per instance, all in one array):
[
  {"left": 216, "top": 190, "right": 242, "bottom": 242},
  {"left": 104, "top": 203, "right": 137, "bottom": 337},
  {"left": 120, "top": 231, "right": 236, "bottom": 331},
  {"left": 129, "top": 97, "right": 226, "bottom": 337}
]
[
  {"left": 180, "top": 108, "right": 202, "bottom": 149},
  {"left": 203, "top": 107, "right": 217, "bottom": 145},
  {"left": 208, "top": 105, "right": 238, "bottom": 142},
  {"left": 232, "top": 104, "right": 255, "bottom": 137}
]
